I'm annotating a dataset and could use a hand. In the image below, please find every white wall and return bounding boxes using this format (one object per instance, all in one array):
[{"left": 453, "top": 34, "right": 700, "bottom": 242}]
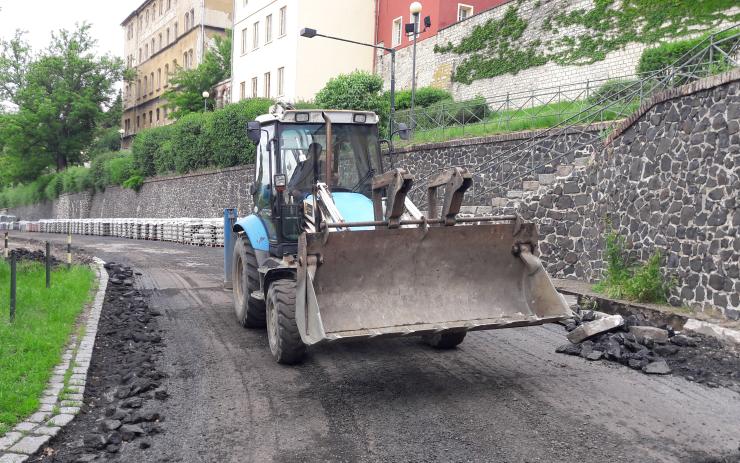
[{"left": 231, "top": 0, "right": 375, "bottom": 104}]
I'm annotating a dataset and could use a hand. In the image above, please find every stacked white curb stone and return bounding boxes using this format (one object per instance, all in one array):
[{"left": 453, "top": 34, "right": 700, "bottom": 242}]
[
  {"left": 15, "top": 218, "right": 227, "bottom": 247},
  {"left": 0, "top": 258, "right": 108, "bottom": 463}
]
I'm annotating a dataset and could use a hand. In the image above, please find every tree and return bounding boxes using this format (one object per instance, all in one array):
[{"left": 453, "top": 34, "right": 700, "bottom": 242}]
[
  {"left": 0, "top": 30, "right": 32, "bottom": 107},
  {"left": 314, "top": 71, "right": 390, "bottom": 135},
  {"left": 0, "top": 23, "right": 127, "bottom": 177},
  {"left": 163, "top": 32, "right": 231, "bottom": 119}
]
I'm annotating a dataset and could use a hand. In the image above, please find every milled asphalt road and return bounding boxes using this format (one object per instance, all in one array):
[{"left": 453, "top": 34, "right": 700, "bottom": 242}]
[{"left": 11, "top": 231, "right": 740, "bottom": 462}]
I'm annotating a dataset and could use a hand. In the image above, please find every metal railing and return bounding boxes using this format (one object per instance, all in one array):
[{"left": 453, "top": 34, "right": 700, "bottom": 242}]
[{"left": 403, "top": 24, "right": 740, "bottom": 204}]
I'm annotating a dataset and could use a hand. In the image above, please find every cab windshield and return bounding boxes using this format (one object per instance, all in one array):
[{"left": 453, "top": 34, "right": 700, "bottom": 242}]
[{"left": 279, "top": 123, "right": 381, "bottom": 200}]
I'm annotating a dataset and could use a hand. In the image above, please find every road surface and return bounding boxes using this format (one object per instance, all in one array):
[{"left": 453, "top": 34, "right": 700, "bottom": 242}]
[{"left": 11, "top": 231, "right": 740, "bottom": 462}]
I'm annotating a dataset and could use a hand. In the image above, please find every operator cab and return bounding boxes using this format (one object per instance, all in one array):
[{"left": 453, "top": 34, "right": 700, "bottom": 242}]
[{"left": 247, "top": 110, "right": 384, "bottom": 256}]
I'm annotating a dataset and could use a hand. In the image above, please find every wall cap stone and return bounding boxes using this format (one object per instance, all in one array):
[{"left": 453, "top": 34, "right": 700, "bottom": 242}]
[{"left": 605, "top": 68, "right": 740, "bottom": 146}]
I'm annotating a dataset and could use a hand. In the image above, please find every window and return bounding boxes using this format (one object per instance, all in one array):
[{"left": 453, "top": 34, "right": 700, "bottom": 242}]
[
  {"left": 159, "top": 2, "right": 163, "bottom": 15},
  {"left": 265, "top": 14, "right": 272, "bottom": 43},
  {"left": 145, "top": 44, "right": 149, "bottom": 58},
  {"left": 150, "top": 72, "right": 154, "bottom": 92},
  {"left": 392, "top": 17, "right": 402, "bottom": 46},
  {"left": 137, "top": 79, "right": 141, "bottom": 98},
  {"left": 251, "top": 77, "right": 258, "bottom": 98},
  {"left": 277, "top": 67, "right": 284, "bottom": 96},
  {"left": 188, "top": 49, "right": 194, "bottom": 68},
  {"left": 183, "top": 52, "right": 188, "bottom": 69},
  {"left": 152, "top": 3, "right": 157, "bottom": 17},
  {"left": 157, "top": 69, "right": 161, "bottom": 89},
  {"left": 167, "top": 0, "right": 171, "bottom": 10},
  {"left": 151, "top": 38, "right": 156, "bottom": 53},
  {"left": 185, "top": 12, "right": 190, "bottom": 29},
  {"left": 143, "top": 76, "right": 148, "bottom": 95},
  {"left": 252, "top": 21, "right": 259, "bottom": 49},
  {"left": 164, "top": 64, "right": 169, "bottom": 85},
  {"left": 190, "top": 9, "right": 195, "bottom": 27},
  {"left": 166, "top": 28, "right": 170, "bottom": 44},
  {"left": 137, "top": 115, "right": 140, "bottom": 128},
  {"left": 156, "top": 108, "right": 160, "bottom": 121},
  {"left": 264, "top": 72, "right": 271, "bottom": 97},
  {"left": 240, "top": 81, "right": 246, "bottom": 99},
  {"left": 279, "top": 7, "right": 286, "bottom": 36},
  {"left": 457, "top": 3, "right": 474, "bottom": 21},
  {"left": 146, "top": 10, "right": 149, "bottom": 24},
  {"left": 174, "top": 22, "right": 178, "bottom": 37},
  {"left": 139, "top": 48, "right": 142, "bottom": 62},
  {"left": 159, "top": 33, "right": 162, "bottom": 49},
  {"left": 241, "top": 28, "right": 248, "bottom": 54},
  {"left": 149, "top": 111, "right": 153, "bottom": 125}
]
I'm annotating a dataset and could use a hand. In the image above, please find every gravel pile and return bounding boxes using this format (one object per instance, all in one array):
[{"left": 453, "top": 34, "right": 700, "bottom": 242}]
[
  {"left": 557, "top": 305, "right": 740, "bottom": 393},
  {"left": 30, "top": 262, "right": 168, "bottom": 462}
]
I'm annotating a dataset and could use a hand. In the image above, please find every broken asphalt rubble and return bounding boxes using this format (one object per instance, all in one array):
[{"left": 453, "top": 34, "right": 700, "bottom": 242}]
[{"left": 557, "top": 305, "right": 740, "bottom": 393}]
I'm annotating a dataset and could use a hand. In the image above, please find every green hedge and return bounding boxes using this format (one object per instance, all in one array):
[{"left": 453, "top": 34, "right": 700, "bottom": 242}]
[
  {"left": 390, "top": 87, "right": 453, "bottom": 111},
  {"left": 132, "top": 98, "right": 272, "bottom": 176},
  {"left": 637, "top": 30, "right": 739, "bottom": 76},
  {"left": 0, "top": 151, "right": 141, "bottom": 209}
]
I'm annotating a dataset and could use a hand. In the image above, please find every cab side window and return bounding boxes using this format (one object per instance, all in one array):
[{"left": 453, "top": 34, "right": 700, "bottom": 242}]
[{"left": 254, "top": 123, "right": 275, "bottom": 212}]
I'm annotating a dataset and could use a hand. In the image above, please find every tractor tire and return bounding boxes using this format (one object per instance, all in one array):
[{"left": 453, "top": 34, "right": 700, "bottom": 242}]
[
  {"left": 424, "top": 331, "right": 467, "bottom": 349},
  {"left": 232, "top": 235, "right": 266, "bottom": 328},
  {"left": 266, "top": 278, "right": 306, "bottom": 364}
]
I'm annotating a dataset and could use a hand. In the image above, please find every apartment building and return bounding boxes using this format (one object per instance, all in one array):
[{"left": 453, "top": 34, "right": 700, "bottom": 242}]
[
  {"left": 231, "top": 0, "right": 375, "bottom": 104},
  {"left": 121, "top": 0, "right": 232, "bottom": 147}
]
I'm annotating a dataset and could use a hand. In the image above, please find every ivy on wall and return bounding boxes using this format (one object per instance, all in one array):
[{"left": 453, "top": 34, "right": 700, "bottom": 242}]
[{"left": 435, "top": 0, "right": 739, "bottom": 84}]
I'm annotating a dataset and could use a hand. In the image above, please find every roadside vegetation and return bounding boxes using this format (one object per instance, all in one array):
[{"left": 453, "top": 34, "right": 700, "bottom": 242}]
[
  {"left": 0, "top": 260, "right": 95, "bottom": 435},
  {"left": 593, "top": 230, "right": 671, "bottom": 303}
]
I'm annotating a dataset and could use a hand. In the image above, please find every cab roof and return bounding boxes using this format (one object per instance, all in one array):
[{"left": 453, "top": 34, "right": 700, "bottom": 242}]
[{"left": 255, "top": 110, "right": 379, "bottom": 125}]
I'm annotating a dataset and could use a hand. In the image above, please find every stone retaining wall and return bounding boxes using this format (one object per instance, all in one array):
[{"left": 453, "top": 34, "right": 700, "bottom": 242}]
[
  {"left": 8, "top": 166, "right": 255, "bottom": 220},
  {"left": 502, "top": 70, "right": 740, "bottom": 318}
]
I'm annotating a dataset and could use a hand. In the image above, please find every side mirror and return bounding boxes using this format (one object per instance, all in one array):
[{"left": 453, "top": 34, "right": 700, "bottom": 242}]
[
  {"left": 247, "top": 121, "right": 261, "bottom": 143},
  {"left": 397, "top": 123, "right": 410, "bottom": 141}
]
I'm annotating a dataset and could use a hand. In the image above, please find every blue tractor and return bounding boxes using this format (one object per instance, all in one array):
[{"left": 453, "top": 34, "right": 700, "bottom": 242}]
[{"left": 231, "top": 108, "right": 570, "bottom": 364}]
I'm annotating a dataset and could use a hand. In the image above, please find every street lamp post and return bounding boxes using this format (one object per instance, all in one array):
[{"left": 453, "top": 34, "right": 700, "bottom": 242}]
[
  {"left": 202, "top": 91, "right": 210, "bottom": 111},
  {"left": 118, "top": 128, "right": 125, "bottom": 149},
  {"left": 299, "top": 27, "right": 396, "bottom": 138},
  {"left": 409, "top": 1, "right": 422, "bottom": 133}
]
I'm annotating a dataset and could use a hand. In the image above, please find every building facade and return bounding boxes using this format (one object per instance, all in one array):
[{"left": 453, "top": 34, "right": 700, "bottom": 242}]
[
  {"left": 375, "top": 0, "right": 509, "bottom": 52},
  {"left": 121, "top": 0, "right": 232, "bottom": 147},
  {"left": 231, "top": 0, "right": 376, "bottom": 104}
]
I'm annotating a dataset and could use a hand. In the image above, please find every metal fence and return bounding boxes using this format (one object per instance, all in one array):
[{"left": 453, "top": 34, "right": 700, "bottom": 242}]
[{"left": 404, "top": 24, "right": 740, "bottom": 204}]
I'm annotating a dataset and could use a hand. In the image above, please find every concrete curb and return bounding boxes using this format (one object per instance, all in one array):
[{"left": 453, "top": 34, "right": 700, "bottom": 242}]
[{"left": 0, "top": 258, "right": 108, "bottom": 462}]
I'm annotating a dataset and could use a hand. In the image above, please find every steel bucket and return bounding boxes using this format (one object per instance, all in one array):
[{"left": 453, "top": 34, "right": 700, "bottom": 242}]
[{"left": 295, "top": 221, "right": 571, "bottom": 345}]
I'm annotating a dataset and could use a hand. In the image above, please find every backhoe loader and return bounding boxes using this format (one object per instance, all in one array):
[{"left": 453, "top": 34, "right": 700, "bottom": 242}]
[{"left": 231, "top": 108, "right": 570, "bottom": 364}]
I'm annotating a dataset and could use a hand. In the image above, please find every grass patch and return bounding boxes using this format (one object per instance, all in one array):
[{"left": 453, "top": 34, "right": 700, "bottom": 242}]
[
  {"left": 0, "top": 260, "right": 94, "bottom": 435},
  {"left": 593, "top": 230, "right": 672, "bottom": 303},
  {"left": 400, "top": 99, "right": 639, "bottom": 146}
]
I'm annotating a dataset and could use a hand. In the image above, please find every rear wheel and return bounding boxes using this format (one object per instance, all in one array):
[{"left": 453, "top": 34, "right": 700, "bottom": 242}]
[
  {"left": 266, "top": 279, "right": 306, "bottom": 364},
  {"left": 424, "top": 331, "right": 467, "bottom": 349},
  {"left": 233, "top": 236, "right": 266, "bottom": 328}
]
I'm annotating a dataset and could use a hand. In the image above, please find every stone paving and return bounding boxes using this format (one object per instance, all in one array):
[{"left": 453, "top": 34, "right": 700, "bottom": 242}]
[{"left": 0, "top": 258, "right": 108, "bottom": 462}]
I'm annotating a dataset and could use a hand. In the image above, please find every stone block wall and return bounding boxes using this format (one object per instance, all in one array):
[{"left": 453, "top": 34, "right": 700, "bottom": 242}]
[
  {"left": 8, "top": 166, "right": 255, "bottom": 221},
  {"left": 375, "top": 0, "right": 737, "bottom": 102},
  {"left": 393, "top": 123, "right": 609, "bottom": 204},
  {"left": 500, "top": 70, "right": 740, "bottom": 318}
]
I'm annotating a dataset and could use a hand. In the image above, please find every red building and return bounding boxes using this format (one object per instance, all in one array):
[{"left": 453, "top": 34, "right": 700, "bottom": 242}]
[{"left": 375, "top": 0, "right": 511, "bottom": 51}]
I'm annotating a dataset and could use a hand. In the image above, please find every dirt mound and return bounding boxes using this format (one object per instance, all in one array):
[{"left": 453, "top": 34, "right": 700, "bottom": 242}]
[{"left": 7, "top": 247, "right": 61, "bottom": 266}]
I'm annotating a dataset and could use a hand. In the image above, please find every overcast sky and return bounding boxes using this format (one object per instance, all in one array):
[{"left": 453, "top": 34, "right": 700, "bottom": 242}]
[{"left": 0, "top": 0, "right": 143, "bottom": 58}]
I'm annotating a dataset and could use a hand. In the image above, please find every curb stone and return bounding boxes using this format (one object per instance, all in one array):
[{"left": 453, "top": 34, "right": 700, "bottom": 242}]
[{"left": 0, "top": 258, "right": 108, "bottom": 462}]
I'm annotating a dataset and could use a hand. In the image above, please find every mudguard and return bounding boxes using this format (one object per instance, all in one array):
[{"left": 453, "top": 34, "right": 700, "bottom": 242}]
[{"left": 233, "top": 215, "right": 269, "bottom": 252}]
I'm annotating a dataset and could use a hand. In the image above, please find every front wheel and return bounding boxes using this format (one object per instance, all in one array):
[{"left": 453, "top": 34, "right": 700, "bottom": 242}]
[
  {"left": 423, "top": 331, "right": 467, "bottom": 349},
  {"left": 233, "top": 236, "right": 266, "bottom": 328},
  {"left": 266, "top": 279, "right": 306, "bottom": 364}
]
